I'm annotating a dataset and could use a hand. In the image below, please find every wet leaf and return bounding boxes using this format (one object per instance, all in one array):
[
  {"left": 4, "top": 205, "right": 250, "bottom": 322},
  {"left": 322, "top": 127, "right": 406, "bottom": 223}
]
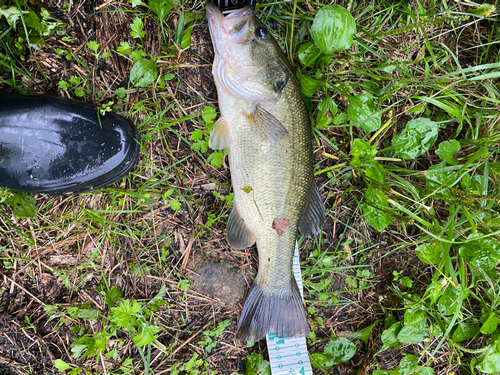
[
  {"left": 480, "top": 312, "right": 499, "bottom": 334},
  {"left": 366, "top": 162, "right": 386, "bottom": 183},
  {"left": 392, "top": 118, "right": 438, "bottom": 159},
  {"left": 476, "top": 338, "right": 500, "bottom": 374},
  {"left": 298, "top": 41, "right": 322, "bottom": 67},
  {"left": 415, "top": 241, "right": 442, "bottom": 265},
  {"left": 272, "top": 218, "right": 290, "bottom": 236},
  {"left": 395, "top": 354, "right": 434, "bottom": 375},
  {"left": 362, "top": 189, "right": 391, "bottom": 232},
  {"left": 452, "top": 323, "right": 478, "bottom": 343},
  {"left": 348, "top": 92, "right": 381, "bottom": 132},
  {"left": 437, "top": 284, "right": 462, "bottom": 316},
  {"left": 351, "top": 138, "right": 377, "bottom": 167},
  {"left": 311, "top": 5, "right": 356, "bottom": 55},
  {"left": 435, "top": 140, "right": 460, "bottom": 165},
  {"left": 5, "top": 192, "right": 38, "bottom": 218},
  {"left": 310, "top": 353, "right": 333, "bottom": 370},
  {"left": 311, "top": 337, "right": 356, "bottom": 368},
  {"left": 425, "top": 162, "right": 458, "bottom": 196},
  {"left": 397, "top": 310, "right": 428, "bottom": 344},
  {"left": 459, "top": 236, "right": 500, "bottom": 271},
  {"left": 130, "top": 58, "right": 157, "bottom": 87},
  {"left": 296, "top": 70, "right": 320, "bottom": 97},
  {"left": 381, "top": 322, "right": 402, "bottom": 348},
  {"left": 244, "top": 353, "right": 271, "bottom": 375}
]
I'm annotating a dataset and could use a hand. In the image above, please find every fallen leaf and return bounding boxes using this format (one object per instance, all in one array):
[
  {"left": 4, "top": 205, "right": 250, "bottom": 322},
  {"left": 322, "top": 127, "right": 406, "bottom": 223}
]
[{"left": 272, "top": 218, "right": 290, "bottom": 236}]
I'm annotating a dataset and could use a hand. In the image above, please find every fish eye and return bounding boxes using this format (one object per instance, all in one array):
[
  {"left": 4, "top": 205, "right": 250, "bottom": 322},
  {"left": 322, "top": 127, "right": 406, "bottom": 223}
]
[{"left": 255, "top": 26, "right": 268, "bottom": 39}]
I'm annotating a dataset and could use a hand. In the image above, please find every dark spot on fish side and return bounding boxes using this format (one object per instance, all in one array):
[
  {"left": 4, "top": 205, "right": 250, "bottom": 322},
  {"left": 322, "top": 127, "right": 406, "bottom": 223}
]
[{"left": 272, "top": 218, "right": 290, "bottom": 236}]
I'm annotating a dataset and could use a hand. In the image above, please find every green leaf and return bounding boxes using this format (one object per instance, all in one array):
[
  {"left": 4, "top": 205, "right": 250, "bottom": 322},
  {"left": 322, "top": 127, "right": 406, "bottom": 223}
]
[
  {"left": 54, "top": 359, "right": 72, "bottom": 371},
  {"left": 131, "top": 17, "right": 145, "bottom": 39},
  {"left": 435, "top": 140, "right": 460, "bottom": 165},
  {"left": 311, "top": 5, "right": 356, "bottom": 55},
  {"left": 202, "top": 106, "right": 217, "bottom": 128},
  {"left": 362, "top": 189, "right": 391, "bottom": 232},
  {"left": 0, "top": 6, "right": 22, "bottom": 28},
  {"left": 130, "top": 49, "right": 147, "bottom": 63},
  {"left": 415, "top": 241, "right": 442, "bottom": 265},
  {"left": 117, "top": 41, "right": 132, "bottom": 55},
  {"left": 103, "top": 285, "right": 123, "bottom": 308},
  {"left": 348, "top": 92, "right": 381, "bottom": 132},
  {"left": 86, "top": 40, "right": 99, "bottom": 53},
  {"left": 5, "top": 192, "right": 38, "bottom": 218},
  {"left": 381, "top": 322, "right": 402, "bottom": 348},
  {"left": 476, "top": 340, "right": 500, "bottom": 374},
  {"left": 395, "top": 353, "right": 434, "bottom": 375},
  {"left": 310, "top": 353, "right": 334, "bottom": 370},
  {"left": 469, "top": 3, "right": 496, "bottom": 17},
  {"left": 397, "top": 310, "right": 428, "bottom": 344},
  {"left": 480, "top": 312, "right": 499, "bottom": 334},
  {"left": 207, "top": 151, "right": 225, "bottom": 168},
  {"left": 323, "top": 337, "right": 356, "bottom": 364},
  {"left": 351, "top": 138, "right": 377, "bottom": 167},
  {"left": 25, "top": 11, "right": 43, "bottom": 33},
  {"left": 425, "top": 162, "right": 458, "bottom": 196},
  {"left": 244, "top": 353, "right": 271, "bottom": 375},
  {"left": 131, "top": 0, "right": 146, "bottom": 7},
  {"left": 130, "top": 59, "right": 157, "bottom": 87},
  {"left": 169, "top": 199, "right": 181, "bottom": 210},
  {"left": 347, "top": 321, "right": 377, "bottom": 343},
  {"left": 392, "top": 118, "right": 439, "bottom": 160},
  {"left": 365, "top": 162, "right": 386, "bottom": 183},
  {"left": 452, "top": 323, "right": 478, "bottom": 343},
  {"left": 190, "top": 129, "right": 204, "bottom": 141},
  {"left": 133, "top": 322, "right": 160, "bottom": 346},
  {"left": 192, "top": 139, "right": 209, "bottom": 153},
  {"left": 436, "top": 284, "right": 462, "bottom": 316},
  {"left": 149, "top": 0, "right": 174, "bottom": 21},
  {"left": 296, "top": 69, "right": 320, "bottom": 97},
  {"left": 58, "top": 80, "right": 69, "bottom": 90},
  {"left": 459, "top": 236, "right": 500, "bottom": 271},
  {"left": 298, "top": 41, "right": 322, "bottom": 67},
  {"left": 74, "top": 87, "right": 85, "bottom": 97}
]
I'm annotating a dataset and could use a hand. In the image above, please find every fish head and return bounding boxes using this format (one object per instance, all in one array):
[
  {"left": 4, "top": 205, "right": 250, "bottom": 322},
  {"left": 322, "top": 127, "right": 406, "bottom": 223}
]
[{"left": 207, "top": 2, "right": 291, "bottom": 102}]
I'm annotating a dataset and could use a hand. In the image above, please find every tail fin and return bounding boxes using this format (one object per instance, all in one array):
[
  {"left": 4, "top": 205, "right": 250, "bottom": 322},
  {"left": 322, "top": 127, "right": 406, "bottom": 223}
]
[{"left": 235, "top": 279, "right": 309, "bottom": 343}]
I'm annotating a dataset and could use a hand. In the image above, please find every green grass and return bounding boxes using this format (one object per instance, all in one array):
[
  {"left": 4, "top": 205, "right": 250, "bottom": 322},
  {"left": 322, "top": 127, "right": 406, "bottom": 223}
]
[{"left": 1, "top": 0, "right": 500, "bottom": 374}]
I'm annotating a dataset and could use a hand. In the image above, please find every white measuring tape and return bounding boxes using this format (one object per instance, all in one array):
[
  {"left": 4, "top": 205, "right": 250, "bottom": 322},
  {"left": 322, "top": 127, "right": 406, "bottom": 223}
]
[{"left": 265, "top": 243, "right": 313, "bottom": 375}]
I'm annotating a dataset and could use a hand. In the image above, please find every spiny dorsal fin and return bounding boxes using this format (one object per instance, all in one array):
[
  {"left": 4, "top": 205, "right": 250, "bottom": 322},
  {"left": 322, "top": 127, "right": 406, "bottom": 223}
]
[
  {"left": 298, "top": 184, "right": 325, "bottom": 238},
  {"left": 244, "top": 103, "right": 288, "bottom": 142},
  {"left": 227, "top": 205, "right": 255, "bottom": 249},
  {"left": 209, "top": 116, "right": 229, "bottom": 150}
]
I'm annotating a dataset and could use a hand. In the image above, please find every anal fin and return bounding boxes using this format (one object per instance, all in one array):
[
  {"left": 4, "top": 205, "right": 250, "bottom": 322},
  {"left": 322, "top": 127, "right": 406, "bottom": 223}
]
[
  {"left": 244, "top": 103, "right": 288, "bottom": 142},
  {"left": 209, "top": 116, "right": 229, "bottom": 150},
  {"left": 227, "top": 205, "right": 255, "bottom": 249},
  {"left": 298, "top": 184, "right": 325, "bottom": 238}
]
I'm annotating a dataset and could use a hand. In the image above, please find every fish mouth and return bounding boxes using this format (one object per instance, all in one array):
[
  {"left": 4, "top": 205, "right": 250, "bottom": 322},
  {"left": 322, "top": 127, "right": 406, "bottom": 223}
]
[{"left": 207, "top": 2, "right": 253, "bottom": 52}]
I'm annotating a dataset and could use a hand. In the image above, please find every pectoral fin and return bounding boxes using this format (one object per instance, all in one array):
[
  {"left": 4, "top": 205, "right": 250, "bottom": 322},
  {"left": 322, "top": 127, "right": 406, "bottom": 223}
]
[
  {"left": 209, "top": 117, "right": 229, "bottom": 150},
  {"left": 227, "top": 205, "right": 255, "bottom": 249},
  {"left": 244, "top": 103, "right": 288, "bottom": 142},
  {"left": 298, "top": 185, "right": 325, "bottom": 238}
]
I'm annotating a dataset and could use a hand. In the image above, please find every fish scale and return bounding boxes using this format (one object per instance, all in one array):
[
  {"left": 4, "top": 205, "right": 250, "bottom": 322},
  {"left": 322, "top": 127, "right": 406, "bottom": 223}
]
[{"left": 207, "top": 2, "right": 324, "bottom": 343}]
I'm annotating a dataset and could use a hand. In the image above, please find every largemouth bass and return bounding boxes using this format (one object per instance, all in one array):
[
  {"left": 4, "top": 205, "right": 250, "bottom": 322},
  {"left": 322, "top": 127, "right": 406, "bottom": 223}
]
[{"left": 207, "top": 3, "right": 325, "bottom": 342}]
